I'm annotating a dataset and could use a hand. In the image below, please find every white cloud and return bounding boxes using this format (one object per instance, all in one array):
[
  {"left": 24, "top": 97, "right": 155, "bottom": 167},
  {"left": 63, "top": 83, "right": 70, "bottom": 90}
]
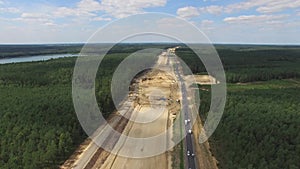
[
  {"left": 53, "top": 0, "right": 101, "bottom": 18},
  {"left": 256, "top": 0, "right": 300, "bottom": 13},
  {"left": 53, "top": 6, "right": 96, "bottom": 17},
  {"left": 223, "top": 14, "right": 289, "bottom": 24},
  {"left": 199, "top": 5, "right": 223, "bottom": 15},
  {"left": 52, "top": 0, "right": 167, "bottom": 19},
  {"left": 0, "top": 7, "right": 20, "bottom": 13},
  {"left": 53, "top": 7, "right": 77, "bottom": 17},
  {"left": 90, "top": 16, "right": 112, "bottom": 21},
  {"left": 13, "top": 12, "right": 53, "bottom": 24},
  {"left": 43, "top": 22, "right": 58, "bottom": 27},
  {"left": 177, "top": 6, "right": 200, "bottom": 18},
  {"left": 21, "top": 13, "right": 49, "bottom": 18},
  {"left": 200, "top": 19, "right": 215, "bottom": 31},
  {"left": 198, "top": 0, "right": 300, "bottom": 15},
  {"left": 100, "top": 0, "right": 167, "bottom": 18},
  {"left": 77, "top": 0, "right": 102, "bottom": 12},
  {"left": 177, "top": 5, "right": 223, "bottom": 18},
  {"left": 201, "top": 19, "right": 214, "bottom": 25},
  {"left": 198, "top": 0, "right": 271, "bottom": 14},
  {"left": 224, "top": 0, "right": 273, "bottom": 13},
  {"left": 156, "top": 17, "right": 184, "bottom": 27}
]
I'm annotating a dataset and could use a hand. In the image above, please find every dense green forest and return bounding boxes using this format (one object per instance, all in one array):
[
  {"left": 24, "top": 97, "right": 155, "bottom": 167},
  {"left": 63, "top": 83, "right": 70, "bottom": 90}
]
[
  {"left": 1, "top": 44, "right": 299, "bottom": 168},
  {"left": 0, "top": 56, "right": 118, "bottom": 168},
  {"left": 0, "top": 44, "right": 166, "bottom": 168},
  {"left": 0, "top": 44, "right": 83, "bottom": 58},
  {"left": 182, "top": 45, "right": 300, "bottom": 168},
  {"left": 198, "top": 80, "right": 300, "bottom": 169},
  {"left": 176, "top": 45, "right": 300, "bottom": 82}
]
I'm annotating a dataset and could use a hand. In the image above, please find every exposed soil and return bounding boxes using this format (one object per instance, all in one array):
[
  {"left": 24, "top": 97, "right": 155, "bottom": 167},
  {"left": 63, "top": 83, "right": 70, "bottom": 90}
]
[
  {"left": 95, "top": 52, "right": 180, "bottom": 169},
  {"left": 61, "top": 49, "right": 218, "bottom": 169}
]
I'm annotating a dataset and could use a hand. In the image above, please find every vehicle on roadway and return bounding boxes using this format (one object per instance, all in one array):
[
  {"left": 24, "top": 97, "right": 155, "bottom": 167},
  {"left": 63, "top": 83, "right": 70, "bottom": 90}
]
[{"left": 185, "top": 119, "right": 191, "bottom": 125}]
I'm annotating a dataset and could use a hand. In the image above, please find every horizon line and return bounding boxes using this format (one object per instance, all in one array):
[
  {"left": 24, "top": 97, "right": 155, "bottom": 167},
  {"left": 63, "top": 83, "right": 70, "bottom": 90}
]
[{"left": 0, "top": 42, "right": 300, "bottom": 46}]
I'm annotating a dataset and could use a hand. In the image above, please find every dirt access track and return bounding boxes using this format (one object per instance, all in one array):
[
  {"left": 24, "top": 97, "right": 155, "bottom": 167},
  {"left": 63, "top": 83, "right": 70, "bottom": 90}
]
[
  {"left": 62, "top": 51, "right": 180, "bottom": 169},
  {"left": 96, "top": 54, "right": 179, "bottom": 169},
  {"left": 61, "top": 48, "right": 218, "bottom": 169}
]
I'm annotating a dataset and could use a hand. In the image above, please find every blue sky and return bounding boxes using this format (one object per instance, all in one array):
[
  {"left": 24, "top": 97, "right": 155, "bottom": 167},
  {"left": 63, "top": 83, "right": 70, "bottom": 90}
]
[{"left": 0, "top": 0, "right": 300, "bottom": 44}]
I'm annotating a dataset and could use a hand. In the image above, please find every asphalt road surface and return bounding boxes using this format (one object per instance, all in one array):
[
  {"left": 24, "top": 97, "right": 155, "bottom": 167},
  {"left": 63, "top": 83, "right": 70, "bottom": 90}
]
[{"left": 169, "top": 48, "right": 197, "bottom": 169}]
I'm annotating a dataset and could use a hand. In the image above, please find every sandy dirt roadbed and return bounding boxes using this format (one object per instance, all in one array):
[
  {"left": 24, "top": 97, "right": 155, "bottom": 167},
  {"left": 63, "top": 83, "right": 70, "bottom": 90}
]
[{"left": 61, "top": 49, "right": 218, "bottom": 169}]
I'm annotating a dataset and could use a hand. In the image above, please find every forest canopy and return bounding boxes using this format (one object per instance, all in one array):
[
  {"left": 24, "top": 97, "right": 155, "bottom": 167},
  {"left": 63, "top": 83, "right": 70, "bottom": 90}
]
[
  {"left": 0, "top": 44, "right": 299, "bottom": 168},
  {"left": 187, "top": 45, "right": 300, "bottom": 169},
  {"left": 0, "top": 44, "right": 166, "bottom": 168}
]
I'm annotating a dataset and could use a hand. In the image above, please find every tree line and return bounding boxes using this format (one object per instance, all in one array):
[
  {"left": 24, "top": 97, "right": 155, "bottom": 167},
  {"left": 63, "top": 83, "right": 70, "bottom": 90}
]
[{"left": 176, "top": 46, "right": 300, "bottom": 83}]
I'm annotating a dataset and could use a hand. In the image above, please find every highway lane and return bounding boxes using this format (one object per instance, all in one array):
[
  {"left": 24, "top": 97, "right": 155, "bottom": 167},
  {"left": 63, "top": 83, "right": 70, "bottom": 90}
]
[{"left": 168, "top": 48, "right": 197, "bottom": 169}]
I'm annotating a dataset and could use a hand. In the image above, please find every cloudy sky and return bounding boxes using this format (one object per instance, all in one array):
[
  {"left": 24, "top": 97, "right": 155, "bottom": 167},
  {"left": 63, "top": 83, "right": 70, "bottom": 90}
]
[{"left": 0, "top": 0, "right": 299, "bottom": 44}]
